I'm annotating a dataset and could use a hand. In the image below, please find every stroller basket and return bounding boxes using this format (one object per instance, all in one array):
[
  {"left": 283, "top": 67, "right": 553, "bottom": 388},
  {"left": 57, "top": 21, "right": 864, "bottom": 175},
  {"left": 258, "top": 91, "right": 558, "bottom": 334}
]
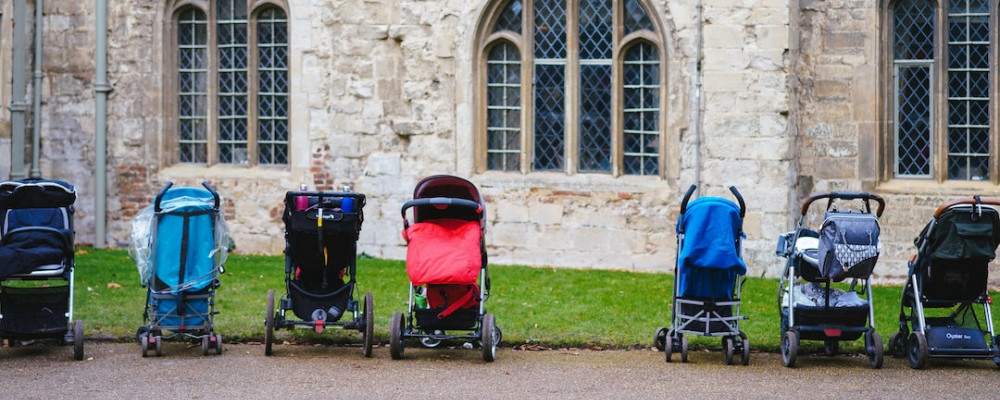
[
  {"left": 414, "top": 308, "right": 479, "bottom": 330},
  {"left": 287, "top": 281, "right": 351, "bottom": 322},
  {"left": 0, "top": 284, "right": 69, "bottom": 337}
]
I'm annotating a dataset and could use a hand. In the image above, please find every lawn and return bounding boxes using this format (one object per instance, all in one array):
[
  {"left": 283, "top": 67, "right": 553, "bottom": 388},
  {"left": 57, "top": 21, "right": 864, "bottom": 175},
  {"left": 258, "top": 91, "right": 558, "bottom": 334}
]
[{"left": 73, "top": 248, "right": 1000, "bottom": 353}]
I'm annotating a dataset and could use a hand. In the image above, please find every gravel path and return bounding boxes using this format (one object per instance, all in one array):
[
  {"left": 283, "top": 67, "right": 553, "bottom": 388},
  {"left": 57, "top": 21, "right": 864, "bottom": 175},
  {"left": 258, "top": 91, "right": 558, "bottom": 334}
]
[{"left": 1, "top": 342, "right": 997, "bottom": 399}]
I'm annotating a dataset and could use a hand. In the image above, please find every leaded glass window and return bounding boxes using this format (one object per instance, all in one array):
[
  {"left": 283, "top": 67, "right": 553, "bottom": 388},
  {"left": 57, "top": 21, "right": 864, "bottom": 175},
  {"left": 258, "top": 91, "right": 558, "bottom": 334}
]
[
  {"left": 893, "top": 0, "right": 934, "bottom": 177},
  {"left": 172, "top": 0, "right": 289, "bottom": 167},
  {"left": 947, "top": 0, "right": 990, "bottom": 180},
  {"left": 480, "top": 0, "right": 662, "bottom": 176}
]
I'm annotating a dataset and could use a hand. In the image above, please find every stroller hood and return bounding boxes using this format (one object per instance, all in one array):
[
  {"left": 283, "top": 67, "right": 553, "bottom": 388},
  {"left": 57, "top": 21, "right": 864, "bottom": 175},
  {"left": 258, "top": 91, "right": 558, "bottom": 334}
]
[{"left": 676, "top": 197, "right": 746, "bottom": 298}]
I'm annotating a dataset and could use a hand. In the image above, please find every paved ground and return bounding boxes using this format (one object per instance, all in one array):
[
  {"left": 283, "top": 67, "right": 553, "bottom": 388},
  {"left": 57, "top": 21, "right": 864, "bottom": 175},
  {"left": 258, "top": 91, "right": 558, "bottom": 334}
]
[{"left": 1, "top": 341, "right": 998, "bottom": 399}]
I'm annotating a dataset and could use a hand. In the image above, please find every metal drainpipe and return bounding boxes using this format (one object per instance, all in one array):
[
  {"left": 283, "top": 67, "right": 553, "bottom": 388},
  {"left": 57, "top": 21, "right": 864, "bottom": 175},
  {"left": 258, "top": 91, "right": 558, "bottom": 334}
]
[
  {"left": 95, "top": 0, "right": 110, "bottom": 248},
  {"left": 693, "top": 0, "right": 704, "bottom": 190},
  {"left": 9, "top": 0, "right": 27, "bottom": 179},
  {"left": 30, "top": 0, "right": 43, "bottom": 178}
]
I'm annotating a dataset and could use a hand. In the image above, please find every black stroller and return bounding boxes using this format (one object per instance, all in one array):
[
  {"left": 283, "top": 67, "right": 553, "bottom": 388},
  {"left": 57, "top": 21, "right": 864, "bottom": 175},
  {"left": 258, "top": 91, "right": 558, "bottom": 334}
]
[
  {"left": 889, "top": 196, "right": 1000, "bottom": 369},
  {"left": 775, "top": 192, "right": 885, "bottom": 368},
  {"left": 264, "top": 188, "right": 373, "bottom": 357},
  {"left": 134, "top": 182, "right": 229, "bottom": 356},
  {"left": 390, "top": 175, "right": 500, "bottom": 362},
  {"left": 0, "top": 179, "right": 83, "bottom": 360},
  {"left": 654, "top": 185, "right": 750, "bottom": 365}
]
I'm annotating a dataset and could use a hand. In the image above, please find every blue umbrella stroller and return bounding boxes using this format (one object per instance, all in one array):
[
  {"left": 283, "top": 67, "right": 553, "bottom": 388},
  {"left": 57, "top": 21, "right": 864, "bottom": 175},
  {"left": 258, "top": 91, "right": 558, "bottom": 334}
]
[
  {"left": 132, "top": 182, "right": 229, "bottom": 357},
  {"left": 0, "top": 179, "right": 83, "bottom": 360},
  {"left": 775, "top": 192, "right": 885, "bottom": 368},
  {"left": 889, "top": 196, "right": 1000, "bottom": 369},
  {"left": 654, "top": 185, "right": 750, "bottom": 365}
]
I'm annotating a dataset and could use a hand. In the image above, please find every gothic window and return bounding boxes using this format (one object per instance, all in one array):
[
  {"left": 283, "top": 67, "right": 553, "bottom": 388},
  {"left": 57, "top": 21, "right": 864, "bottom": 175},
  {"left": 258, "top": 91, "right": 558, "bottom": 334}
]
[
  {"left": 891, "top": 0, "right": 993, "bottom": 181},
  {"left": 478, "top": 0, "right": 664, "bottom": 176},
  {"left": 170, "top": 0, "right": 288, "bottom": 166}
]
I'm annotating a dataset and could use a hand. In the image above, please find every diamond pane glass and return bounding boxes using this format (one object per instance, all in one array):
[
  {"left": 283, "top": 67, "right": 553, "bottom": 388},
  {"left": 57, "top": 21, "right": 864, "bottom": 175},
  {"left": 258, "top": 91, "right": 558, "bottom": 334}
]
[
  {"left": 895, "top": 65, "right": 932, "bottom": 176},
  {"left": 624, "top": 0, "right": 654, "bottom": 34},
  {"left": 893, "top": 0, "right": 935, "bottom": 60},
  {"left": 258, "top": 7, "right": 288, "bottom": 164},
  {"left": 533, "top": 63, "right": 565, "bottom": 171},
  {"left": 623, "top": 42, "right": 659, "bottom": 175},
  {"left": 579, "top": 0, "right": 612, "bottom": 60},
  {"left": 493, "top": 0, "right": 523, "bottom": 34},
  {"left": 947, "top": 0, "right": 990, "bottom": 180},
  {"left": 579, "top": 64, "right": 611, "bottom": 172},
  {"left": 218, "top": 0, "right": 249, "bottom": 164},
  {"left": 178, "top": 8, "right": 208, "bottom": 163},
  {"left": 534, "top": 0, "right": 566, "bottom": 59},
  {"left": 486, "top": 42, "right": 521, "bottom": 172}
]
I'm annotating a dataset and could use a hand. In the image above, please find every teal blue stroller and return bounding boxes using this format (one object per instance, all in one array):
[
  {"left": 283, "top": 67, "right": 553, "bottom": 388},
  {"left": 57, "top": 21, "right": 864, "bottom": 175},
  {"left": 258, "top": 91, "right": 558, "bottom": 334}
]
[{"left": 132, "top": 182, "right": 230, "bottom": 357}]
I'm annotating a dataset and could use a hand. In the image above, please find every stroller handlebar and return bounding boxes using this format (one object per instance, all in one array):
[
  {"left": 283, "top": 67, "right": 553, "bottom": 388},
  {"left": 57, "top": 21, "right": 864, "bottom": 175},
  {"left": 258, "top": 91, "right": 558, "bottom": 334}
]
[
  {"left": 154, "top": 181, "right": 221, "bottom": 212},
  {"left": 800, "top": 191, "right": 885, "bottom": 217},
  {"left": 401, "top": 197, "right": 482, "bottom": 229},
  {"left": 934, "top": 196, "right": 1000, "bottom": 217},
  {"left": 679, "top": 185, "right": 746, "bottom": 218}
]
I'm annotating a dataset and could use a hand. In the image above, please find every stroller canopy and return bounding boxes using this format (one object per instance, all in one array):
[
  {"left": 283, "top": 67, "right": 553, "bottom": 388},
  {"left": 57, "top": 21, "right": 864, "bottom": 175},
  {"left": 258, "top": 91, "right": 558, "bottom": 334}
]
[{"left": 676, "top": 197, "right": 746, "bottom": 299}]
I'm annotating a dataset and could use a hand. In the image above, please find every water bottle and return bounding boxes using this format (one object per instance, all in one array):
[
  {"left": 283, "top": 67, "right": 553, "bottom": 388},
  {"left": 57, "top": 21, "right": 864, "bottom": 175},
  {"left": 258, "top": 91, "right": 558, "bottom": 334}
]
[
  {"left": 295, "top": 184, "right": 308, "bottom": 211},
  {"left": 340, "top": 185, "right": 354, "bottom": 213},
  {"left": 414, "top": 293, "right": 428, "bottom": 309}
]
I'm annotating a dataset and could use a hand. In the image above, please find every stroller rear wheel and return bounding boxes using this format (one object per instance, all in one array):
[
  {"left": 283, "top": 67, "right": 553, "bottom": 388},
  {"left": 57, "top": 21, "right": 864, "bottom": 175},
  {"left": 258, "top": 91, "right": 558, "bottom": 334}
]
[
  {"left": 481, "top": 313, "right": 498, "bottom": 362},
  {"left": 390, "top": 311, "right": 405, "bottom": 360},
  {"left": 680, "top": 335, "right": 689, "bottom": 363},
  {"left": 740, "top": 333, "right": 750, "bottom": 366},
  {"left": 723, "top": 336, "right": 734, "bottom": 365},
  {"left": 866, "top": 331, "right": 883, "bottom": 369},
  {"left": 140, "top": 333, "right": 149, "bottom": 358},
  {"left": 73, "top": 320, "right": 84, "bottom": 361},
  {"left": 653, "top": 327, "right": 667, "bottom": 351},
  {"left": 664, "top": 330, "right": 674, "bottom": 362},
  {"left": 781, "top": 330, "right": 798, "bottom": 368},
  {"left": 363, "top": 291, "right": 374, "bottom": 358},
  {"left": 888, "top": 330, "right": 907, "bottom": 358},
  {"left": 201, "top": 336, "right": 210, "bottom": 356},
  {"left": 215, "top": 334, "right": 223, "bottom": 355},
  {"left": 264, "top": 289, "right": 275, "bottom": 356},
  {"left": 154, "top": 335, "right": 162, "bottom": 357},
  {"left": 907, "top": 332, "right": 928, "bottom": 369}
]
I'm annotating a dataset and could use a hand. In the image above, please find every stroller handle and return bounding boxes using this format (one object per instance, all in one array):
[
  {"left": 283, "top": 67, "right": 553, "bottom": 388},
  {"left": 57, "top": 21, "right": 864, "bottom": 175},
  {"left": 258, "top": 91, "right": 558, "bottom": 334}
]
[
  {"left": 679, "top": 185, "right": 746, "bottom": 218},
  {"left": 154, "top": 181, "right": 221, "bottom": 212},
  {"left": 934, "top": 196, "right": 1000, "bottom": 217},
  {"left": 401, "top": 197, "right": 482, "bottom": 218},
  {"left": 800, "top": 191, "right": 885, "bottom": 217}
]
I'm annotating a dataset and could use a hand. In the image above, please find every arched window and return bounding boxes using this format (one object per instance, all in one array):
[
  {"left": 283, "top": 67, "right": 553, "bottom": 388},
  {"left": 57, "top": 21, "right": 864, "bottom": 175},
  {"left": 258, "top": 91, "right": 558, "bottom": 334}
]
[
  {"left": 169, "top": 0, "right": 289, "bottom": 166},
  {"left": 477, "top": 0, "right": 665, "bottom": 176},
  {"left": 889, "top": 0, "right": 993, "bottom": 181}
]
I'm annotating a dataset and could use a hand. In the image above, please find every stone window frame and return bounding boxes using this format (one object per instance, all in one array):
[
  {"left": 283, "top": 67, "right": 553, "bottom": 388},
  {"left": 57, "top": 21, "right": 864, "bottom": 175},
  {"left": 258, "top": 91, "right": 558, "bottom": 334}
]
[
  {"left": 162, "top": 0, "right": 290, "bottom": 168},
  {"left": 473, "top": 0, "right": 668, "bottom": 177},
  {"left": 881, "top": 0, "right": 999, "bottom": 184}
]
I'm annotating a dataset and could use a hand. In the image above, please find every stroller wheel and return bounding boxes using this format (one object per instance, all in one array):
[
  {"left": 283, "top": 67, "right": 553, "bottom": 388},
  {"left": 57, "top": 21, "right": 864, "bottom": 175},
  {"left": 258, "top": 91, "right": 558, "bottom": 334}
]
[
  {"left": 390, "top": 311, "right": 405, "bottom": 360},
  {"left": 420, "top": 331, "right": 443, "bottom": 348},
  {"left": 781, "top": 330, "right": 798, "bottom": 368},
  {"left": 135, "top": 326, "right": 149, "bottom": 343},
  {"left": 154, "top": 335, "right": 163, "bottom": 357},
  {"left": 363, "top": 291, "right": 374, "bottom": 358},
  {"left": 201, "top": 336, "right": 210, "bottom": 356},
  {"left": 481, "top": 313, "right": 498, "bottom": 362},
  {"left": 723, "top": 336, "right": 734, "bottom": 365},
  {"left": 653, "top": 327, "right": 668, "bottom": 351},
  {"left": 907, "top": 332, "right": 928, "bottom": 369},
  {"left": 823, "top": 339, "right": 839, "bottom": 357},
  {"left": 139, "top": 333, "right": 149, "bottom": 358},
  {"left": 888, "top": 330, "right": 907, "bottom": 358},
  {"left": 867, "top": 331, "right": 883, "bottom": 369},
  {"left": 215, "top": 334, "right": 223, "bottom": 355},
  {"left": 73, "top": 320, "right": 84, "bottom": 361},
  {"left": 265, "top": 289, "right": 275, "bottom": 356},
  {"left": 680, "top": 335, "right": 689, "bottom": 363},
  {"left": 740, "top": 337, "right": 751, "bottom": 366},
  {"left": 664, "top": 331, "right": 674, "bottom": 362}
]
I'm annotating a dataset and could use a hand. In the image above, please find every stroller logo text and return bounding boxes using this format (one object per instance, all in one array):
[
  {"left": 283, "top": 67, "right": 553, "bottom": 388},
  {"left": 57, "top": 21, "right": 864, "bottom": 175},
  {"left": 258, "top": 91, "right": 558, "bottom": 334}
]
[{"left": 945, "top": 333, "right": 971, "bottom": 340}]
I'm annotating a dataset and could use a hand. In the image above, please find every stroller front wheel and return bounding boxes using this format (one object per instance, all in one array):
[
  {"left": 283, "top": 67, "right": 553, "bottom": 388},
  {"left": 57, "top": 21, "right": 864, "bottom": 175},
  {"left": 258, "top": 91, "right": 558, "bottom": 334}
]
[
  {"left": 888, "top": 330, "right": 907, "bottom": 358},
  {"left": 907, "top": 332, "right": 928, "bottom": 369},
  {"left": 362, "top": 291, "right": 374, "bottom": 358},
  {"left": 481, "top": 313, "right": 498, "bottom": 362},
  {"left": 781, "top": 330, "right": 798, "bottom": 368},
  {"left": 653, "top": 327, "right": 667, "bottom": 351},
  {"left": 866, "top": 331, "right": 883, "bottom": 369},
  {"left": 390, "top": 311, "right": 405, "bottom": 360},
  {"left": 73, "top": 320, "right": 84, "bottom": 361}
]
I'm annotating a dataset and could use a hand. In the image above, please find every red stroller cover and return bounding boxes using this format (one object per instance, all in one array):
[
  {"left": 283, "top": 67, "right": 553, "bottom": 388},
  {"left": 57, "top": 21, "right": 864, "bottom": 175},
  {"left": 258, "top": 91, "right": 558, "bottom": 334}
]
[{"left": 404, "top": 218, "right": 482, "bottom": 286}]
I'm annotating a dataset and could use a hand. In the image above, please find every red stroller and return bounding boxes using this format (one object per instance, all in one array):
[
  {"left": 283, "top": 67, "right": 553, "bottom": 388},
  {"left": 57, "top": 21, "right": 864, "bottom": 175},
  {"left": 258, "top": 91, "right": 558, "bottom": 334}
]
[{"left": 389, "top": 175, "right": 500, "bottom": 362}]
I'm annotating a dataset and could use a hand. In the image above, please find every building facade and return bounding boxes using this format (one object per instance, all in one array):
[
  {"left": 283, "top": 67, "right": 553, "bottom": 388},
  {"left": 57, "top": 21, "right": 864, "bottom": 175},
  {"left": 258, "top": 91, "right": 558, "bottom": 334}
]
[{"left": 1, "top": 0, "right": 998, "bottom": 285}]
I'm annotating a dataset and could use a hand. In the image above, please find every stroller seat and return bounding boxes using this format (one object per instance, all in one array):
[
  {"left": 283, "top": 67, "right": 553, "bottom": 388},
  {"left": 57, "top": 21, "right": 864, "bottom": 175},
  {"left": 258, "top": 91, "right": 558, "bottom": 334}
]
[
  {"left": 795, "top": 236, "right": 820, "bottom": 268},
  {"left": 404, "top": 218, "right": 482, "bottom": 286}
]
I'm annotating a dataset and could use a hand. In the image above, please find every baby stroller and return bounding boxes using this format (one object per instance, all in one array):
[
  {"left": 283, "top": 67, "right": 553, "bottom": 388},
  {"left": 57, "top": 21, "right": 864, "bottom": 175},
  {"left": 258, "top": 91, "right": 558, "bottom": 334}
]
[
  {"left": 264, "top": 187, "right": 373, "bottom": 357},
  {"left": 653, "top": 185, "right": 750, "bottom": 365},
  {"left": 0, "top": 179, "right": 83, "bottom": 360},
  {"left": 389, "top": 175, "right": 500, "bottom": 362},
  {"left": 889, "top": 196, "right": 1000, "bottom": 369},
  {"left": 775, "top": 192, "right": 884, "bottom": 368},
  {"left": 133, "top": 182, "right": 229, "bottom": 357}
]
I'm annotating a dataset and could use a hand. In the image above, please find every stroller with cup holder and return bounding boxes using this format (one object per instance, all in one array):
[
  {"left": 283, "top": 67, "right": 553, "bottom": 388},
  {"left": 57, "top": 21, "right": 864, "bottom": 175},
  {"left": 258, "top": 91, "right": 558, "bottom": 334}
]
[
  {"left": 654, "top": 185, "right": 750, "bottom": 365},
  {"left": 889, "top": 196, "right": 1000, "bottom": 369},
  {"left": 0, "top": 179, "right": 83, "bottom": 360},
  {"left": 775, "top": 192, "right": 885, "bottom": 368},
  {"left": 132, "top": 182, "right": 229, "bottom": 357},
  {"left": 263, "top": 187, "right": 373, "bottom": 357},
  {"left": 389, "top": 175, "right": 500, "bottom": 362}
]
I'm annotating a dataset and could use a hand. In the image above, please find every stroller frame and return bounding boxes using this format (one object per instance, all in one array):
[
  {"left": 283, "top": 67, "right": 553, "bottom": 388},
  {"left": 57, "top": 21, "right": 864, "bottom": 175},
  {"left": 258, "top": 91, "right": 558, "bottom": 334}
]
[
  {"left": 264, "top": 189, "right": 373, "bottom": 357},
  {"left": 655, "top": 185, "right": 750, "bottom": 365},
  {"left": 0, "top": 179, "right": 83, "bottom": 360},
  {"left": 389, "top": 175, "right": 500, "bottom": 362},
  {"left": 137, "top": 182, "right": 224, "bottom": 357},
  {"left": 776, "top": 191, "right": 885, "bottom": 368},
  {"left": 889, "top": 197, "right": 1000, "bottom": 369}
]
